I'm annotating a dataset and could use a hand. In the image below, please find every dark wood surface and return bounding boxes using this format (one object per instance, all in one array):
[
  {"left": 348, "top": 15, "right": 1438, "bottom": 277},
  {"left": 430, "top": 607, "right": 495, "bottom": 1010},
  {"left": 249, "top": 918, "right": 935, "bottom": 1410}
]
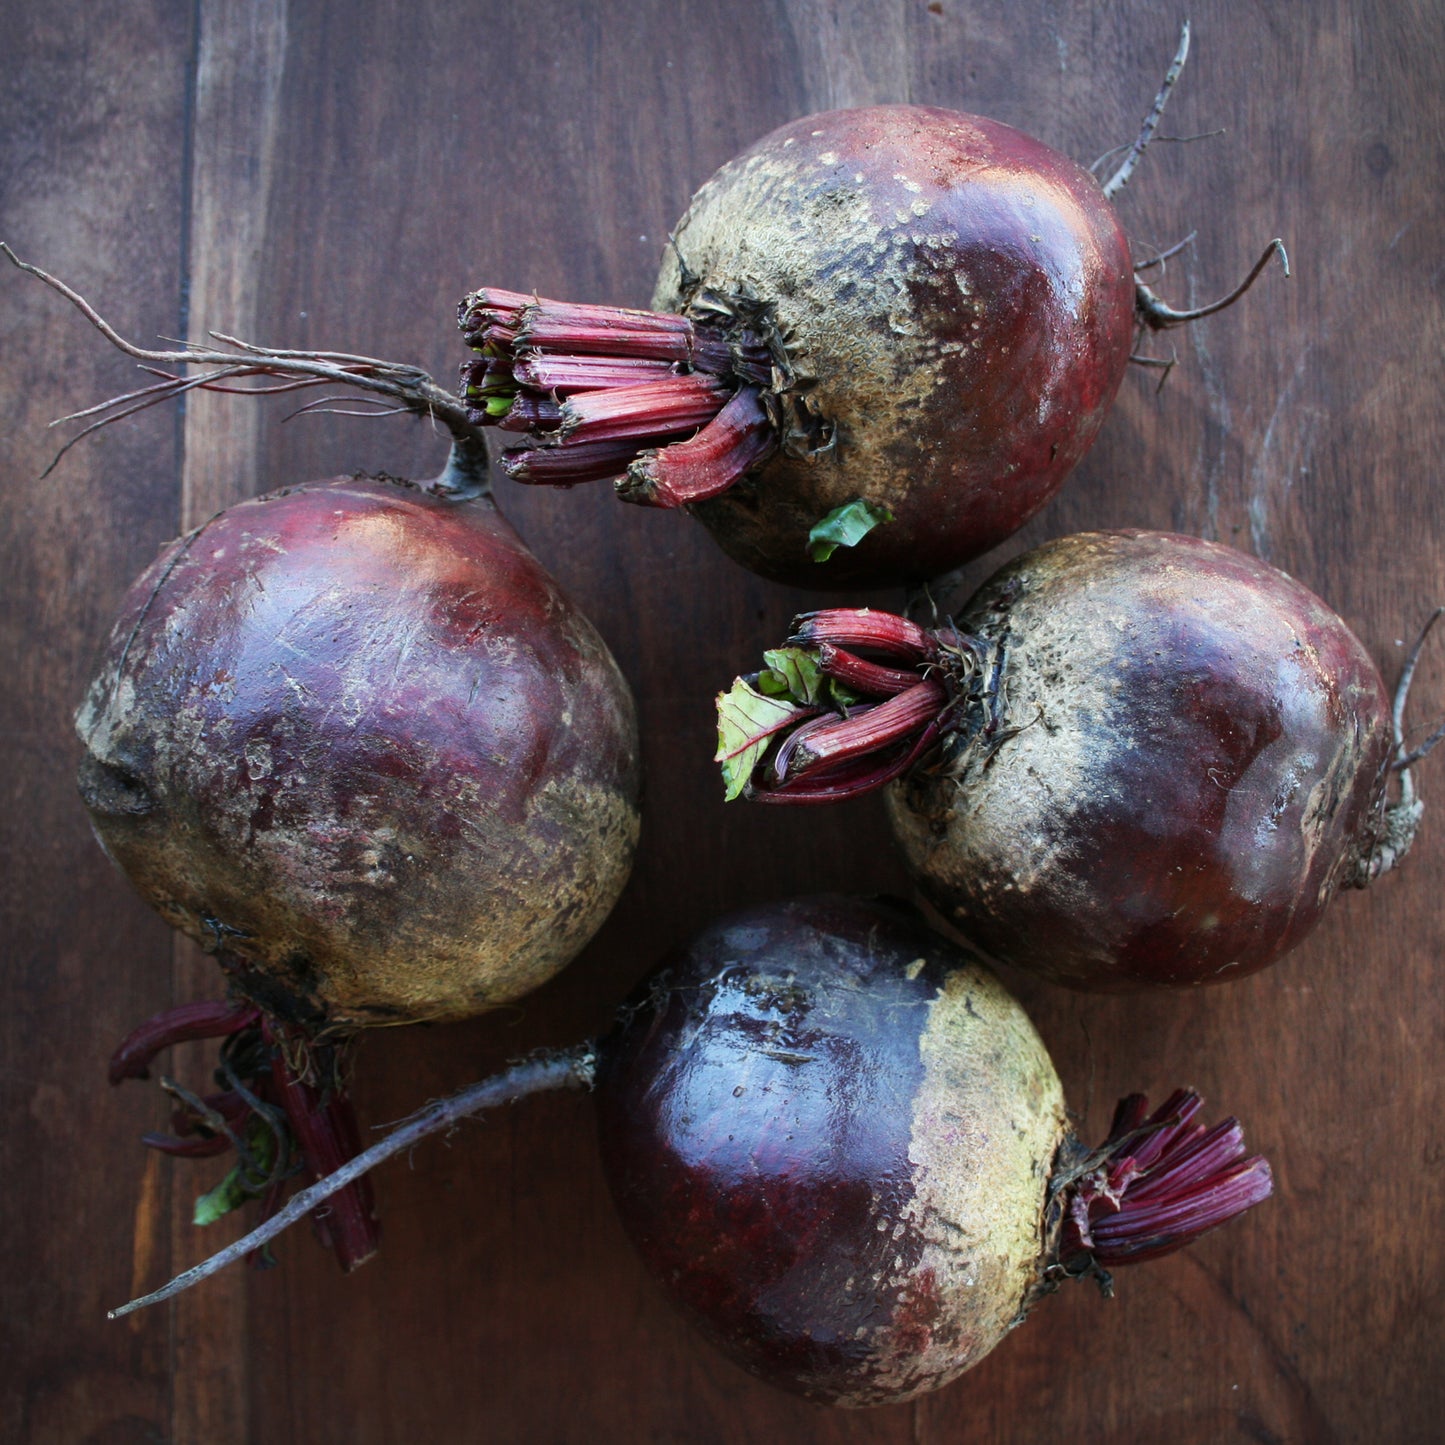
[{"left": 3, "top": 3, "right": 1442, "bottom": 1441}]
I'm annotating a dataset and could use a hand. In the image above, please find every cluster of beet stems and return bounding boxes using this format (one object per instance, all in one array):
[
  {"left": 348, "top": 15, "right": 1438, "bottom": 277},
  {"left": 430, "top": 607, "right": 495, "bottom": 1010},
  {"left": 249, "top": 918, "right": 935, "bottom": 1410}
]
[
  {"left": 110, "top": 1000, "right": 379, "bottom": 1274},
  {"left": 716, "top": 608, "right": 982, "bottom": 804},
  {"left": 457, "top": 288, "right": 781, "bottom": 505}
]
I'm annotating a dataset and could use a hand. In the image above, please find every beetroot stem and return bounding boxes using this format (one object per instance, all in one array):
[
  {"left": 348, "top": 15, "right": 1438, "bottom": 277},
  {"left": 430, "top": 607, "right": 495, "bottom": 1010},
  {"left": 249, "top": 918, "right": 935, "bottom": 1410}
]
[
  {"left": 814, "top": 643, "right": 921, "bottom": 697},
  {"left": 108, "top": 1000, "right": 260, "bottom": 1084},
  {"left": 791, "top": 609, "right": 934, "bottom": 661},
  {"left": 108, "top": 1045, "right": 597, "bottom": 1319},
  {"left": 719, "top": 606, "right": 968, "bottom": 802},
  {"left": 621, "top": 386, "right": 776, "bottom": 508},
  {"left": 1056, "top": 1090, "right": 1272, "bottom": 1274},
  {"left": 787, "top": 679, "right": 947, "bottom": 776},
  {"left": 456, "top": 283, "right": 774, "bottom": 500},
  {"left": 558, "top": 374, "right": 731, "bottom": 445},
  {"left": 264, "top": 1026, "right": 379, "bottom": 1273},
  {"left": 748, "top": 720, "right": 944, "bottom": 804}
]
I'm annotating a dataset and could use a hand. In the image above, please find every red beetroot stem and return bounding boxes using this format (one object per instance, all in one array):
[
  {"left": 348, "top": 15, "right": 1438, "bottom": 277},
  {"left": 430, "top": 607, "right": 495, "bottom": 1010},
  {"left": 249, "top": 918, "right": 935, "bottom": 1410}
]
[
  {"left": 815, "top": 643, "right": 929, "bottom": 697},
  {"left": 1058, "top": 1091, "right": 1272, "bottom": 1272},
  {"left": 140, "top": 1130, "right": 233, "bottom": 1159},
  {"left": 791, "top": 608, "right": 935, "bottom": 662},
  {"left": 169, "top": 1087, "right": 252, "bottom": 1139},
  {"left": 503, "top": 437, "right": 666, "bottom": 487},
  {"left": 513, "top": 354, "right": 679, "bottom": 393},
  {"left": 622, "top": 386, "right": 776, "bottom": 508},
  {"left": 722, "top": 606, "right": 958, "bottom": 802},
  {"left": 495, "top": 393, "right": 563, "bottom": 433},
  {"left": 109, "top": 1000, "right": 260, "bottom": 1084},
  {"left": 785, "top": 679, "right": 947, "bottom": 776},
  {"left": 457, "top": 288, "right": 774, "bottom": 500},
  {"left": 749, "top": 720, "right": 945, "bottom": 804},
  {"left": 558, "top": 374, "right": 731, "bottom": 445},
  {"left": 264, "top": 1024, "right": 379, "bottom": 1273}
]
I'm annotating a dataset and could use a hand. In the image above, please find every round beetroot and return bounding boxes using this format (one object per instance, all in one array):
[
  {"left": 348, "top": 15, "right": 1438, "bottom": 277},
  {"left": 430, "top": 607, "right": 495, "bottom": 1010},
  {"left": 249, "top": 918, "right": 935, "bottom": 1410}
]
[
  {"left": 594, "top": 896, "right": 1270, "bottom": 1405},
  {"left": 78, "top": 474, "right": 640, "bottom": 1028},
  {"left": 887, "top": 532, "right": 1393, "bottom": 989},
  {"left": 595, "top": 895, "right": 1068, "bottom": 1404},
  {"left": 719, "top": 531, "right": 1413, "bottom": 990},
  {"left": 652, "top": 105, "right": 1136, "bottom": 587}
]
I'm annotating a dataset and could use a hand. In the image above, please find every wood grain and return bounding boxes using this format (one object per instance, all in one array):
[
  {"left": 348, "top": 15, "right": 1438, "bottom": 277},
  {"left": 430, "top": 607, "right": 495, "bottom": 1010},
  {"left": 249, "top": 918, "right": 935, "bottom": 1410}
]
[{"left": 2, "top": 2, "right": 1441, "bottom": 1441}]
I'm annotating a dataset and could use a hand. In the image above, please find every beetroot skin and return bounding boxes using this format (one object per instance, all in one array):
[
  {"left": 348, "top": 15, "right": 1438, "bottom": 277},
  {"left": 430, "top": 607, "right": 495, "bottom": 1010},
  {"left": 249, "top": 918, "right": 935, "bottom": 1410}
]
[
  {"left": 77, "top": 475, "right": 640, "bottom": 1029},
  {"left": 655, "top": 106, "right": 1137, "bottom": 586}
]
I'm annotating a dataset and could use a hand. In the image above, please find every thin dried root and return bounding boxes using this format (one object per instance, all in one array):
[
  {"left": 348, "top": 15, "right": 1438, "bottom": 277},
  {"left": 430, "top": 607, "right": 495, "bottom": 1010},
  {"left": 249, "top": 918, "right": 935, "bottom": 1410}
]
[
  {"left": 106, "top": 1045, "right": 596, "bottom": 1319},
  {"left": 1, "top": 243, "right": 486, "bottom": 475},
  {"left": 1101, "top": 20, "right": 1192, "bottom": 200},
  {"left": 1357, "top": 606, "right": 1444, "bottom": 885},
  {"left": 1136, "top": 238, "right": 1290, "bottom": 331}
]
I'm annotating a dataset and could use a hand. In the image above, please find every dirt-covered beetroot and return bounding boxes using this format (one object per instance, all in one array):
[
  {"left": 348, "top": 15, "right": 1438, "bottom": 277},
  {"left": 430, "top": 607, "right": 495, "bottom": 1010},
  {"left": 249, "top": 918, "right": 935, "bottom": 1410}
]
[
  {"left": 595, "top": 897, "right": 1270, "bottom": 1404},
  {"left": 651, "top": 106, "right": 1137, "bottom": 587},
  {"left": 79, "top": 467, "right": 639, "bottom": 1267},
  {"left": 108, "top": 897, "right": 1271, "bottom": 1411},
  {"left": 78, "top": 473, "right": 640, "bottom": 1027},
  {"left": 718, "top": 531, "right": 1415, "bottom": 990}
]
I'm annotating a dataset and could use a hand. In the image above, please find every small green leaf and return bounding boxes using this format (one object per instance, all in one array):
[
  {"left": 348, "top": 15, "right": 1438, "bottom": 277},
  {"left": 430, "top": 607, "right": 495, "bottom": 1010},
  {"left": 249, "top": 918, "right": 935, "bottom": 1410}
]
[
  {"left": 716, "top": 677, "right": 806, "bottom": 801},
  {"left": 807, "top": 499, "right": 895, "bottom": 563},
  {"left": 760, "top": 647, "right": 825, "bottom": 705},
  {"left": 191, "top": 1116, "right": 278, "bottom": 1227}
]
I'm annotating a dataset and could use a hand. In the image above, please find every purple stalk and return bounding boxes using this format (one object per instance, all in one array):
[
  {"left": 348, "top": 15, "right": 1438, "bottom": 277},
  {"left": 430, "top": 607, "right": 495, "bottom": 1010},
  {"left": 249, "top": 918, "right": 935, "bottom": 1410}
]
[
  {"left": 790, "top": 609, "right": 935, "bottom": 662},
  {"left": 503, "top": 437, "right": 664, "bottom": 487},
  {"left": 108, "top": 1000, "right": 261, "bottom": 1084},
  {"left": 513, "top": 354, "right": 680, "bottom": 393},
  {"left": 264, "top": 1026, "right": 380, "bottom": 1273},
  {"left": 558, "top": 374, "right": 731, "bottom": 445},
  {"left": 748, "top": 721, "right": 944, "bottom": 804},
  {"left": 622, "top": 386, "right": 776, "bottom": 508},
  {"left": 457, "top": 287, "right": 774, "bottom": 501},
  {"left": 1057, "top": 1090, "right": 1272, "bottom": 1272},
  {"left": 141, "top": 1131, "right": 233, "bottom": 1159},
  {"left": 814, "top": 643, "right": 922, "bottom": 697}
]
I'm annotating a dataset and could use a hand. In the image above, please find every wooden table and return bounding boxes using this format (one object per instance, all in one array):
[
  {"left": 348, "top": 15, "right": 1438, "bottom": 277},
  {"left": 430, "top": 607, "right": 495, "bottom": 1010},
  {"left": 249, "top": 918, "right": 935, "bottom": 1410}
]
[{"left": 3, "top": 3, "right": 1440, "bottom": 1441}]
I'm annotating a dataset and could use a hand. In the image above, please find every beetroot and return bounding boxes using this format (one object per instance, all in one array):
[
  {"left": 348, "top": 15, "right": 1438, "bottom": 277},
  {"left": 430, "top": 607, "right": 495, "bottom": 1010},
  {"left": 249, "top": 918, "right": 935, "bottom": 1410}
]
[
  {"left": 645, "top": 106, "right": 1136, "bottom": 587},
  {"left": 595, "top": 897, "right": 1270, "bottom": 1404},
  {"left": 78, "top": 473, "right": 640, "bottom": 1028},
  {"left": 718, "top": 531, "right": 1421, "bottom": 990},
  {"left": 108, "top": 898, "right": 1272, "bottom": 1411},
  {"left": 461, "top": 105, "right": 1134, "bottom": 588}
]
